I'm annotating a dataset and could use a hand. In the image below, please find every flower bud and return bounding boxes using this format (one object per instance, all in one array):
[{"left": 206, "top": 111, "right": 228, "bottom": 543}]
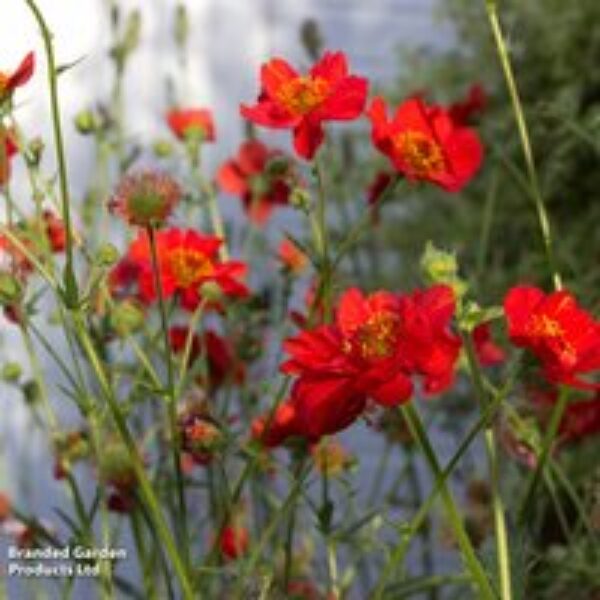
[
  {"left": 1, "top": 362, "right": 22, "bottom": 382},
  {"left": 289, "top": 187, "right": 311, "bottom": 213},
  {"left": 152, "top": 139, "right": 173, "bottom": 158},
  {"left": 95, "top": 243, "right": 120, "bottom": 267},
  {"left": 0, "top": 271, "right": 22, "bottom": 306},
  {"left": 74, "top": 110, "right": 98, "bottom": 135},
  {"left": 110, "top": 299, "right": 145, "bottom": 337}
]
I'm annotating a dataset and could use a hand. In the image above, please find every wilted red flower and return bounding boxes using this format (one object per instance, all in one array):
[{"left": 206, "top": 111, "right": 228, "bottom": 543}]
[
  {"left": 473, "top": 322, "right": 505, "bottom": 367},
  {"left": 219, "top": 523, "right": 249, "bottom": 560},
  {"left": 179, "top": 411, "right": 223, "bottom": 465},
  {"left": 42, "top": 211, "right": 67, "bottom": 253},
  {"left": 504, "top": 285, "right": 600, "bottom": 389},
  {"left": 0, "top": 128, "right": 18, "bottom": 187},
  {"left": 0, "top": 52, "right": 34, "bottom": 101},
  {"left": 166, "top": 107, "right": 215, "bottom": 142},
  {"left": 0, "top": 493, "right": 11, "bottom": 523},
  {"left": 278, "top": 285, "right": 460, "bottom": 441},
  {"left": 368, "top": 96, "right": 483, "bottom": 192},
  {"left": 217, "top": 140, "right": 292, "bottom": 223},
  {"left": 110, "top": 228, "right": 249, "bottom": 310},
  {"left": 278, "top": 239, "right": 308, "bottom": 274},
  {"left": 241, "top": 51, "right": 368, "bottom": 159},
  {"left": 169, "top": 326, "right": 246, "bottom": 389},
  {"left": 109, "top": 170, "right": 181, "bottom": 227},
  {"left": 449, "top": 84, "right": 487, "bottom": 125}
]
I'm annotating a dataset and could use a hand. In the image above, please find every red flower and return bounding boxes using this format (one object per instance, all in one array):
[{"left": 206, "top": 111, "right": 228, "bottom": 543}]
[
  {"left": 368, "top": 96, "right": 483, "bottom": 192},
  {"left": 504, "top": 285, "right": 600, "bottom": 389},
  {"left": 110, "top": 228, "right": 249, "bottom": 311},
  {"left": 219, "top": 523, "right": 249, "bottom": 560},
  {"left": 0, "top": 52, "right": 34, "bottom": 100},
  {"left": 394, "top": 285, "right": 462, "bottom": 394},
  {"left": 276, "top": 285, "right": 460, "bottom": 442},
  {"left": 241, "top": 51, "right": 368, "bottom": 159},
  {"left": 251, "top": 401, "right": 304, "bottom": 448},
  {"left": 0, "top": 129, "right": 18, "bottom": 187},
  {"left": 473, "top": 322, "right": 505, "bottom": 367},
  {"left": 449, "top": 84, "right": 488, "bottom": 125},
  {"left": 217, "top": 140, "right": 292, "bottom": 223},
  {"left": 166, "top": 107, "right": 215, "bottom": 142}
]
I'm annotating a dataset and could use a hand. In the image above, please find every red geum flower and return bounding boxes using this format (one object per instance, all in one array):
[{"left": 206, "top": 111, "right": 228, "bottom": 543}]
[
  {"left": 473, "top": 322, "right": 505, "bottom": 367},
  {"left": 166, "top": 107, "right": 215, "bottom": 142},
  {"left": 219, "top": 523, "right": 249, "bottom": 560},
  {"left": 110, "top": 228, "right": 249, "bottom": 311},
  {"left": 396, "top": 285, "right": 462, "bottom": 395},
  {"left": 368, "top": 96, "right": 483, "bottom": 192},
  {"left": 504, "top": 285, "right": 600, "bottom": 389},
  {"left": 449, "top": 84, "right": 488, "bottom": 125},
  {"left": 241, "top": 51, "right": 368, "bottom": 160},
  {"left": 217, "top": 140, "right": 292, "bottom": 223},
  {"left": 0, "top": 52, "right": 34, "bottom": 101},
  {"left": 278, "top": 238, "right": 308, "bottom": 274}
]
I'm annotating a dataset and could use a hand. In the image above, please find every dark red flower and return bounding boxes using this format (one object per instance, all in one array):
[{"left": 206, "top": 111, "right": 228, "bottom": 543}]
[
  {"left": 169, "top": 326, "right": 246, "bottom": 389},
  {"left": 166, "top": 107, "right": 215, "bottom": 142},
  {"left": 504, "top": 285, "right": 600, "bottom": 389},
  {"left": 110, "top": 228, "right": 249, "bottom": 311},
  {"left": 368, "top": 96, "right": 483, "bottom": 192},
  {"left": 219, "top": 523, "right": 249, "bottom": 560},
  {"left": 217, "top": 140, "right": 292, "bottom": 223},
  {"left": 251, "top": 401, "right": 305, "bottom": 448},
  {"left": 366, "top": 170, "right": 393, "bottom": 224},
  {"left": 449, "top": 84, "right": 488, "bottom": 125},
  {"left": 241, "top": 51, "right": 368, "bottom": 160},
  {"left": 42, "top": 211, "right": 67, "bottom": 253},
  {"left": 0, "top": 52, "right": 34, "bottom": 100},
  {"left": 473, "top": 322, "right": 505, "bottom": 367}
]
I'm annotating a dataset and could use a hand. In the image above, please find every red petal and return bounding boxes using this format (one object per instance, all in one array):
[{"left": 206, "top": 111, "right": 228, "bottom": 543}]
[
  {"left": 292, "top": 118, "right": 324, "bottom": 160},
  {"left": 7, "top": 52, "right": 35, "bottom": 90},
  {"left": 310, "top": 51, "right": 348, "bottom": 84},
  {"left": 316, "top": 76, "right": 368, "bottom": 121}
]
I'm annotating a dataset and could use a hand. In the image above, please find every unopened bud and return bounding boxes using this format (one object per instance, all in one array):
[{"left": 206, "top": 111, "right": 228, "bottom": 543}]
[
  {"left": 110, "top": 299, "right": 145, "bottom": 337},
  {"left": 1, "top": 362, "right": 22, "bottom": 382}
]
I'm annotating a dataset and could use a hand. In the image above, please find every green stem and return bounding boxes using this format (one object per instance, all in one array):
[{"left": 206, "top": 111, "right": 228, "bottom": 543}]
[
  {"left": 484, "top": 0, "right": 561, "bottom": 291},
  {"left": 518, "top": 387, "right": 570, "bottom": 523},
  {"left": 401, "top": 404, "right": 497, "bottom": 600},
  {"left": 463, "top": 335, "right": 512, "bottom": 600},
  {"left": 146, "top": 225, "right": 189, "bottom": 569},
  {"left": 24, "top": 0, "right": 78, "bottom": 302}
]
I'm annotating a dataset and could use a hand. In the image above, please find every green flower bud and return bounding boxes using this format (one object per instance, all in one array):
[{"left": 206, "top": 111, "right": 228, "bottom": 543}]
[
  {"left": 110, "top": 300, "right": 145, "bottom": 337},
  {"left": 22, "top": 379, "right": 41, "bottom": 405},
  {"left": 152, "top": 139, "right": 174, "bottom": 158},
  {"left": 0, "top": 272, "right": 23, "bottom": 306},
  {"left": 200, "top": 281, "right": 223, "bottom": 303},
  {"left": 74, "top": 110, "right": 98, "bottom": 135},
  {"left": 289, "top": 187, "right": 311, "bottom": 213},
  {"left": 2, "top": 362, "right": 22, "bottom": 382},
  {"left": 96, "top": 243, "right": 120, "bottom": 267}
]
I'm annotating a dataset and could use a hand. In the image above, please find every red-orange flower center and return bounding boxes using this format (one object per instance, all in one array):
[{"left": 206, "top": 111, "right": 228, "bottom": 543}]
[
  {"left": 394, "top": 131, "right": 445, "bottom": 177},
  {"left": 0, "top": 73, "right": 9, "bottom": 94},
  {"left": 276, "top": 76, "right": 331, "bottom": 116},
  {"left": 168, "top": 248, "right": 214, "bottom": 288},
  {"left": 345, "top": 311, "right": 400, "bottom": 360}
]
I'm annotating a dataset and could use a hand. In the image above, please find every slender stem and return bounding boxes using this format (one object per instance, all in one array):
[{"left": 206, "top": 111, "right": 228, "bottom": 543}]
[
  {"left": 484, "top": 0, "right": 561, "bottom": 291},
  {"left": 24, "top": 0, "right": 78, "bottom": 301},
  {"left": 518, "top": 387, "right": 570, "bottom": 523},
  {"left": 463, "top": 335, "right": 512, "bottom": 600},
  {"left": 402, "top": 404, "right": 497, "bottom": 600},
  {"left": 146, "top": 225, "right": 189, "bottom": 568}
]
